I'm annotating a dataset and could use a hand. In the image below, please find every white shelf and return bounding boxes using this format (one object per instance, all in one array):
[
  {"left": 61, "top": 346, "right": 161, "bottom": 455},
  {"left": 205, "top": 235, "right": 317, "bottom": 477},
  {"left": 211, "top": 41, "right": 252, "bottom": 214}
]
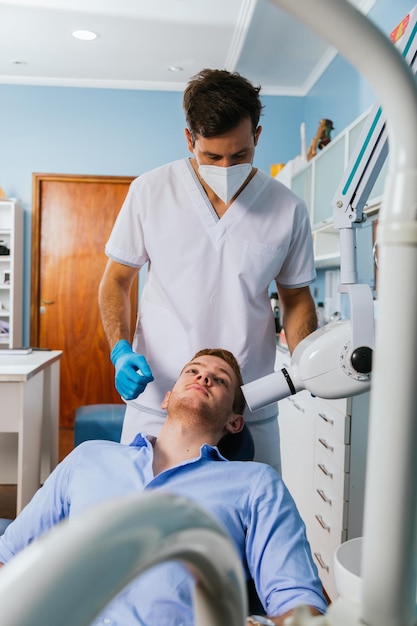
[
  {"left": 276, "top": 109, "right": 383, "bottom": 267},
  {"left": 0, "top": 199, "right": 23, "bottom": 348}
]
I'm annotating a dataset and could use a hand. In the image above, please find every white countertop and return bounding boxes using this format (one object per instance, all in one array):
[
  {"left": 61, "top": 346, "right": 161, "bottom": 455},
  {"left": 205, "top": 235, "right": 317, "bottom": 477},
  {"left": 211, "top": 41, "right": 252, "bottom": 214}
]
[{"left": 0, "top": 350, "right": 62, "bottom": 381}]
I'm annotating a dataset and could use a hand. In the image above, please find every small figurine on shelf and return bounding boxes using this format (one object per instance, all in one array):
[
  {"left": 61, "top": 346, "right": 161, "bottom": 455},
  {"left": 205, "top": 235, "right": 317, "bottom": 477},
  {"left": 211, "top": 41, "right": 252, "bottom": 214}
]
[{"left": 307, "top": 118, "right": 334, "bottom": 161}]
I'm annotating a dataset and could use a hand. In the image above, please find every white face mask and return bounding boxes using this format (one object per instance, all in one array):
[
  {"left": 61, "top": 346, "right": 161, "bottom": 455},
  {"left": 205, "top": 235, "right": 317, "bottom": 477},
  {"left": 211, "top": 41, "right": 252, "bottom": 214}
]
[{"left": 198, "top": 163, "right": 252, "bottom": 204}]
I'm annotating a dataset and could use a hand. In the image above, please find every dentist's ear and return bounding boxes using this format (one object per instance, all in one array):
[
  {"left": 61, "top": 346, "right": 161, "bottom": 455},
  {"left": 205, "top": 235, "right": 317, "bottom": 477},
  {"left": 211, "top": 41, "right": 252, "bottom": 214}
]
[
  {"left": 161, "top": 391, "right": 171, "bottom": 410},
  {"left": 184, "top": 128, "right": 195, "bottom": 152},
  {"left": 225, "top": 414, "right": 244, "bottom": 435}
]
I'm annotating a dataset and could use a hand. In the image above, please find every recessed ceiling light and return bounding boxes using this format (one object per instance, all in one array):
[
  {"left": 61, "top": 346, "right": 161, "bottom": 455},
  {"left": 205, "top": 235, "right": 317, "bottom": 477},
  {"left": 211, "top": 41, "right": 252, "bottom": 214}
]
[
  {"left": 168, "top": 66, "right": 183, "bottom": 73},
  {"left": 72, "top": 30, "right": 98, "bottom": 41}
]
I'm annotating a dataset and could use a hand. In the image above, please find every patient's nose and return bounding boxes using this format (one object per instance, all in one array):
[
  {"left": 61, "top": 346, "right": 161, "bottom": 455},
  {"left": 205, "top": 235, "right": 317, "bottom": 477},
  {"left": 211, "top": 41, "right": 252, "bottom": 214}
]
[{"left": 197, "top": 371, "right": 210, "bottom": 385}]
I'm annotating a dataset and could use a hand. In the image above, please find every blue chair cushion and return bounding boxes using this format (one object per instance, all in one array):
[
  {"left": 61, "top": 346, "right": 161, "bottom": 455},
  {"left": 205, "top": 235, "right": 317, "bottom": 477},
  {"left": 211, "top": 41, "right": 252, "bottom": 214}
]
[
  {"left": 0, "top": 518, "right": 12, "bottom": 535},
  {"left": 74, "top": 404, "right": 255, "bottom": 461},
  {"left": 74, "top": 404, "right": 125, "bottom": 446}
]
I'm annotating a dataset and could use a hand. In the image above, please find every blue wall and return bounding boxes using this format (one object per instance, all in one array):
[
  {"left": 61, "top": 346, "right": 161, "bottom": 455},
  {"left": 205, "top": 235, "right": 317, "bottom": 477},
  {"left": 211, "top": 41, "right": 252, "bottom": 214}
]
[
  {"left": 1, "top": 86, "right": 184, "bottom": 201},
  {"left": 0, "top": 85, "right": 304, "bottom": 342},
  {"left": 0, "top": 87, "right": 304, "bottom": 202}
]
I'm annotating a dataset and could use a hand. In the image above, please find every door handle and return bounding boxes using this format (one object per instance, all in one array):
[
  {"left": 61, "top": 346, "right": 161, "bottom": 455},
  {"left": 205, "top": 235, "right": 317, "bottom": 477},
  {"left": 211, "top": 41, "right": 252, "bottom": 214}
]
[{"left": 41, "top": 299, "right": 55, "bottom": 305}]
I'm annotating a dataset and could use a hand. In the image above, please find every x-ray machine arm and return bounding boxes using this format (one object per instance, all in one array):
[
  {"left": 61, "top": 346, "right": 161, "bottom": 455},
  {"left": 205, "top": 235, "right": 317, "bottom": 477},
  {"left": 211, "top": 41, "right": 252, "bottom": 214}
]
[{"left": 243, "top": 3, "right": 417, "bottom": 412}]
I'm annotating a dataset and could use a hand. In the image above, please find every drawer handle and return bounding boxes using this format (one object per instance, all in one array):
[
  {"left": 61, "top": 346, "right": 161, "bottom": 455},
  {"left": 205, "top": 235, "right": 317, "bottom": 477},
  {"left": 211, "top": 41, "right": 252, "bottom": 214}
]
[
  {"left": 318, "top": 463, "right": 333, "bottom": 478},
  {"left": 316, "top": 488, "right": 332, "bottom": 505},
  {"left": 313, "top": 552, "right": 330, "bottom": 572},
  {"left": 315, "top": 514, "right": 330, "bottom": 532},
  {"left": 318, "top": 437, "right": 334, "bottom": 452},
  {"left": 287, "top": 397, "right": 305, "bottom": 412},
  {"left": 318, "top": 412, "right": 334, "bottom": 425}
]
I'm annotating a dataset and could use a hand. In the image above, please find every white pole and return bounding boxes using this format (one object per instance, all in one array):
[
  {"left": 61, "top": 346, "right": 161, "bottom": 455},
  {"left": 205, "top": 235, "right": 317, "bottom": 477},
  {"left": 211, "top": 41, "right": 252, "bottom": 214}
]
[{"left": 268, "top": 2, "right": 417, "bottom": 624}]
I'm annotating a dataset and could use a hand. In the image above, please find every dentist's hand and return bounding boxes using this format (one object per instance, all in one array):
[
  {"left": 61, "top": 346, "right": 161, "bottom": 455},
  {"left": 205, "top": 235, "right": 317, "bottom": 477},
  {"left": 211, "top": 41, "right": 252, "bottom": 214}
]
[{"left": 110, "top": 340, "right": 154, "bottom": 401}]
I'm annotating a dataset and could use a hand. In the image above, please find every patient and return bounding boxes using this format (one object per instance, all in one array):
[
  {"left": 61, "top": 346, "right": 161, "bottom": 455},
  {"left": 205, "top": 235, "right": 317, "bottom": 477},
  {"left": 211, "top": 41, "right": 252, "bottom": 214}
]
[{"left": 0, "top": 348, "right": 327, "bottom": 625}]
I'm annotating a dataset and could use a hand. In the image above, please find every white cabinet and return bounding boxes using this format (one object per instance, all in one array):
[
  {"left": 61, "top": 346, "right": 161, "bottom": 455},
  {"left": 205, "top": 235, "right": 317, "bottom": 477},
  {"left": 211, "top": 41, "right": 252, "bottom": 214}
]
[
  {"left": 0, "top": 199, "right": 23, "bottom": 348},
  {"left": 276, "top": 347, "right": 370, "bottom": 601},
  {"left": 277, "top": 110, "right": 383, "bottom": 267}
]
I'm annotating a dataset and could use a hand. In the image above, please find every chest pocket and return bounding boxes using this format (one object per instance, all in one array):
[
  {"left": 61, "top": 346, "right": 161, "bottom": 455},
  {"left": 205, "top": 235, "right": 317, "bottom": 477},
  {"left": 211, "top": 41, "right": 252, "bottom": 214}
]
[{"left": 240, "top": 240, "right": 287, "bottom": 292}]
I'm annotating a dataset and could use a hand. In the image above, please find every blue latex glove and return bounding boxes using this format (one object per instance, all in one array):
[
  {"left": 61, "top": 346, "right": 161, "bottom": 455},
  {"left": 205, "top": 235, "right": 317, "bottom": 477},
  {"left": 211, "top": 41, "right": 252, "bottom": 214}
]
[{"left": 110, "top": 340, "right": 154, "bottom": 401}]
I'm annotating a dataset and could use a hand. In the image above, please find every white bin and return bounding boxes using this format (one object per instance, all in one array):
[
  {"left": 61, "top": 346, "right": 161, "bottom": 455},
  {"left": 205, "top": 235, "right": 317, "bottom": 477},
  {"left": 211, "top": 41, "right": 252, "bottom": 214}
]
[{"left": 334, "top": 537, "right": 363, "bottom": 605}]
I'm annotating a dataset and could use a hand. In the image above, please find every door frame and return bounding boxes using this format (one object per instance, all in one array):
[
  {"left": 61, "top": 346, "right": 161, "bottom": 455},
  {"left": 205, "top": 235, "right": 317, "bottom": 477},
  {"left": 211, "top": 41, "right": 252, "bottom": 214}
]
[{"left": 30, "top": 172, "right": 135, "bottom": 345}]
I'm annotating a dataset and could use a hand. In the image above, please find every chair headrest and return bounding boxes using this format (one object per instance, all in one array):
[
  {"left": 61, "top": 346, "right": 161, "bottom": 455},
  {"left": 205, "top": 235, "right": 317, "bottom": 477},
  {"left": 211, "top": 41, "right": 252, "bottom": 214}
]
[
  {"left": 0, "top": 518, "right": 12, "bottom": 536},
  {"left": 217, "top": 424, "right": 254, "bottom": 461}
]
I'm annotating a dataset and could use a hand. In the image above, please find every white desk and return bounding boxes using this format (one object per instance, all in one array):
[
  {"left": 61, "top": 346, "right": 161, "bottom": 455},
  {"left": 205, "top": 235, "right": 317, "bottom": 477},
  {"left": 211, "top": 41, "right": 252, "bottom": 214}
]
[{"left": 0, "top": 350, "right": 62, "bottom": 514}]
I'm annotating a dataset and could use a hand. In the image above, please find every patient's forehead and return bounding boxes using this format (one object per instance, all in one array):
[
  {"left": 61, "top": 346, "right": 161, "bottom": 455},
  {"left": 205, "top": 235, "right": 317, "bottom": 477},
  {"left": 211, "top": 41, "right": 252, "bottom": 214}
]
[{"left": 180, "top": 355, "right": 236, "bottom": 382}]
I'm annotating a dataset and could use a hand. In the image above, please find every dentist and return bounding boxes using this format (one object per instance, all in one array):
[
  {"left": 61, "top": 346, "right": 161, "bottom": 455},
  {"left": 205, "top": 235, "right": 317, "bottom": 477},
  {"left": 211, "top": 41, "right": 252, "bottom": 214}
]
[{"left": 99, "top": 68, "right": 317, "bottom": 471}]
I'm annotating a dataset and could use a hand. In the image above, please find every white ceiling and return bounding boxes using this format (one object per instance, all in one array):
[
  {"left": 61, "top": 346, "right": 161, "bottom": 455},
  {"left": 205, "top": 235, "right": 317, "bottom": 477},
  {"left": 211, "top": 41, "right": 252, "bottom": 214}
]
[{"left": 0, "top": 0, "right": 374, "bottom": 96}]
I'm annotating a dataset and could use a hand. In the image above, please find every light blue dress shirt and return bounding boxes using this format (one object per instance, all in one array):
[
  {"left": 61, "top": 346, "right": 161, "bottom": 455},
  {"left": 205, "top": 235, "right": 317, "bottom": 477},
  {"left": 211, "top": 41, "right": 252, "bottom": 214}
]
[{"left": 0, "top": 435, "right": 327, "bottom": 624}]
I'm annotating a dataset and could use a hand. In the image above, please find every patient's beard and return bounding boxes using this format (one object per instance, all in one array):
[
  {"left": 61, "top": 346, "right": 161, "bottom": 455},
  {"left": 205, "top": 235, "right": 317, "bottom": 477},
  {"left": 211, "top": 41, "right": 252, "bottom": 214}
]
[{"left": 167, "top": 392, "right": 229, "bottom": 432}]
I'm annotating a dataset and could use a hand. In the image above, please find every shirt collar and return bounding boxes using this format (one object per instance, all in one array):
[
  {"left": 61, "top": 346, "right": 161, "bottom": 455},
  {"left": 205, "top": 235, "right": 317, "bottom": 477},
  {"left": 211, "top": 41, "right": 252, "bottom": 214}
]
[
  {"left": 129, "top": 432, "right": 155, "bottom": 448},
  {"left": 129, "top": 433, "right": 228, "bottom": 462},
  {"left": 201, "top": 443, "right": 228, "bottom": 461}
]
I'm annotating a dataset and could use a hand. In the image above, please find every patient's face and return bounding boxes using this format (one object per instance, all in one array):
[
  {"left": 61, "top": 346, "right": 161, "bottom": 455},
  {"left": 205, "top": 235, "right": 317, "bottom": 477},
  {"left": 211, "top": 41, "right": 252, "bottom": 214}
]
[{"left": 166, "top": 355, "right": 238, "bottom": 429}]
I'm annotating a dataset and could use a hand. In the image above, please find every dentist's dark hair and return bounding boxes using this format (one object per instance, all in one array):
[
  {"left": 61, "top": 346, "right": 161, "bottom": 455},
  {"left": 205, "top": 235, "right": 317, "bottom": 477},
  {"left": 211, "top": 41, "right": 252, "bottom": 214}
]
[{"left": 183, "top": 69, "right": 263, "bottom": 141}]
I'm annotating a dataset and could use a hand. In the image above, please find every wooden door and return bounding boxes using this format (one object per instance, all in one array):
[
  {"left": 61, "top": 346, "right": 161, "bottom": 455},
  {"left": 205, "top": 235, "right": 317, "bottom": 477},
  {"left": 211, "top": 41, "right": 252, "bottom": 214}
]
[{"left": 30, "top": 174, "right": 137, "bottom": 429}]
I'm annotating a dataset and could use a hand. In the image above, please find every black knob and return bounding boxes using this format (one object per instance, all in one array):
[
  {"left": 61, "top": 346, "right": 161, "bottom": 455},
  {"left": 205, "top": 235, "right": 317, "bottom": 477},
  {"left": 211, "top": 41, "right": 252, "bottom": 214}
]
[{"left": 351, "top": 347, "right": 373, "bottom": 374}]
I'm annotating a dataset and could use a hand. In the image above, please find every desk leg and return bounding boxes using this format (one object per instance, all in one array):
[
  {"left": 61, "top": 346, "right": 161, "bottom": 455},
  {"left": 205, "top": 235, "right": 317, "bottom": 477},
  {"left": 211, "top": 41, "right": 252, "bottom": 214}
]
[
  {"left": 41, "top": 361, "right": 61, "bottom": 482},
  {"left": 17, "top": 373, "right": 44, "bottom": 514}
]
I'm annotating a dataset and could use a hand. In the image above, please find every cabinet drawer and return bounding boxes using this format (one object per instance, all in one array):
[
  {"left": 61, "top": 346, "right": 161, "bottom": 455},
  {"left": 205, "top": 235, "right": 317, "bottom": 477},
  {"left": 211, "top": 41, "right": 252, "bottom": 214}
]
[
  {"left": 308, "top": 524, "right": 340, "bottom": 602},
  {"left": 313, "top": 482, "right": 348, "bottom": 530},
  {"left": 314, "top": 447, "right": 350, "bottom": 500},
  {"left": 315, "top": 418, "right": 351, "bottom": 472},
  {"left": 310, "top": 499, "right": 347, "bottom": 549},
  {"left": 283, "top": 392, "right": 312, "bottom": 413},
  {"left": 312, "top": 397, "right": 351, "bottom": 444},
  {"left": 279, "top": 391, "right": 315, "bottom": 527},
  {"left": 321, "top": 396, "right": 348, "bottom": 415}
]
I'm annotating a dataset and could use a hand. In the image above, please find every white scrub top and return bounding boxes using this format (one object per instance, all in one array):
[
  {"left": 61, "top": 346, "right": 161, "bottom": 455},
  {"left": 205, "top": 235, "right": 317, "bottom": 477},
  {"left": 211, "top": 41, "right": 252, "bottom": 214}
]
[{"left": 105, "top": 158, "right": 315, "bottom": 426}]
